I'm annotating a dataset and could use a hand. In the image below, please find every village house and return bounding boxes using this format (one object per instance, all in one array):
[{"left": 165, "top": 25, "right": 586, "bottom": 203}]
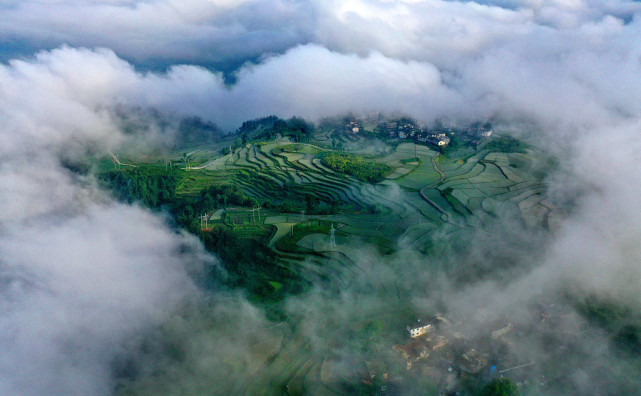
[
  {"left": 408, "top": 323, "right": 433, "bottom": 338},
  {"left": 457, "top": 349, "right": 488, "bottom": 374},
  {"left": 346, "top": 120, "right": 360, "bottom": 133}
]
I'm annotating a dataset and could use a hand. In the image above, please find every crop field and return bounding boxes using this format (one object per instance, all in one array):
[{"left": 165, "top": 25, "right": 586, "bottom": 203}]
[
  {"left": 209, "top": 136, "right": 540, "bottom": 246},
  {"left": 110, "top": 131, "right": 561, "bottom": 395},
  {"left": 152, "top": 133, "right": 556, "bottom": 274}
]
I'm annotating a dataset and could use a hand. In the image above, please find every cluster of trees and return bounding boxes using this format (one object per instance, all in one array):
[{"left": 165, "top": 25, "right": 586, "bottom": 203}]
[
  {"left": 237, "top": 115, "right": 280, "bottom": 135},
  {"left": 263, "top": 197, "right": 337, "bottom": 215},
  {"left": 223, "top": 116, "right": 316, "bottom": 155},
  {"left": 100, "top": 168, "right": 306, "bottom": 300},
  {"left": 99, "top": 169, "right": 258, "bottom": 228},
  {"left": 484, "top": 136, "right": 528, "bottom": 153},
  {"left": 200, "top": 226, "right": 306, "bottom": 299},
  {"left": 578, "top": 296, "right": 641, "bottom": 357},
  {"left": 321, "top": 152, "right": 392, "bottom": 183},
  {"left": 99, "top": 169, "right": 178, "bottom": 208},
  {"left": 255, "top": 116, "right": 315, "bottom": 142},
  {"left": 176, "top": 116, "right": 222, "bottom": 147},
  {"left": 480, "top": 378, "right": 519, "bottom": 396},
  {"left": 199, "top": 184, "right": 258, "bottom": 208},
  {"left": 175, "top": 184, "right": 258, "bottom": 228}
]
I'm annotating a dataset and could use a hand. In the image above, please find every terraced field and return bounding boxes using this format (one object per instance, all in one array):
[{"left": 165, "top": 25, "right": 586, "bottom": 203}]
[
  {"left": 119, "top": 133, "right": 559, "bottom": 395},
  {"left": 123, "top": 134, "right": 556, "bottom": 301},
  {"left": 174, "top": 136, "right": 557, "bottom": 281}
]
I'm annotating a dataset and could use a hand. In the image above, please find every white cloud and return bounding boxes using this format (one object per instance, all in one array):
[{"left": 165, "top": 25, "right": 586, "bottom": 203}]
[
  {"left": 0, "top": 204, "right": 204, "bottom": 395},
  {"left": 2, "top": 1, "right": 641, "bottom": 393},
  {"left": 2, "top": 0, "right": 639, "bottom": 69},
  {"left": 0, "top": 39, "right": 211, "bottom": 396}
]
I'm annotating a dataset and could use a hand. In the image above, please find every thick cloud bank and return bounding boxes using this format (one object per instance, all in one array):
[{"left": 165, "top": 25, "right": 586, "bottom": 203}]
[
  {"left": 2, "top": 0, "right": 640, "bottom": 131},
  {"left": 0, "top": 206, "right": 203, "bottom": 395},
  {"left": 2, "top": 0, "right": 640, "bottom": 71},
  {"left": 0, "top": 48, "right": 211, "bottom": 395}
]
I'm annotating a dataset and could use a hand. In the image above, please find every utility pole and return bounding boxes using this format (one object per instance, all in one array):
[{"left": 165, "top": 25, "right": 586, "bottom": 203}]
[
  {"left": 226, "top": 145, "right": 234, "bottom": 171},
  {"left": 255, "top": 205, "right": 263, "bottom": 225},
  {"left": 248, "top": 205, "right": 261, "bottom": 225},
  {"left": 109, "top": 150, "right": 136, "bottom": 169},
  {"left": 109, "top": 151, "right": 120, "bottom": 169},
  {"left": 300, "top": 209, "right": 306, "bottom": 224},
  {"left": 200, "top": 214, "right": 208, "bottom": 229},
  {"left": 329, "top": 223, "right": 336, "bottom": 249},
  {"left": 249, "top": 206, "right": 257, "bottom": 224}
]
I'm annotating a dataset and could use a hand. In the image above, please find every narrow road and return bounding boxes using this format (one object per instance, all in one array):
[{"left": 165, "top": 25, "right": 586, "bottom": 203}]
[
  {"left": 419, "top": 157, "right": 471, "bottom": 228},
  {"left": 419, "top": 158, "right": 448, "bottom": 220},
  {"left": 431, "top": 157, "right": 445, "bottom": 181},
  {"left": 108, "top": 151, "right": 137, "bottom": 168}
]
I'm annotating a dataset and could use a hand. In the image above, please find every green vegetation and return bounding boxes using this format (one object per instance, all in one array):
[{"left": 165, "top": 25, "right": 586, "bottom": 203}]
[
  {"left": 281, "top": 143, "right": 320, "bottom": 154},
  {"left": 275, "top": 220, "right": 331, "bottom": 253},
  {"left": 99, "top": 169, "right": 304, "bottom": 300},
  {"left": 175, "top": 183, "right": 258, "bottom": 227},
  {"left": 242, "top": 115, "right": 315, "bottom": 143},
  {"left": 484, "top": 136, "right": 529, "bottom": 153},
  {"left": 98, "top": 120, "right": 581, "bottom": 395},
  {"left": 615, "top": 324, "right": 641, "bottom": 356},
  {"left": 99, "top": 168, "right": 178, "bottom": 208},
  {"left": 576, "top": 295, "right": 641, "bottom": 356},
  {"left": 480, "top": 378, "right": 520, "bottom": 396},
  {"left": 200, "top": 225, "right": 306, "bottom": 300},
  {"left": 400, "top": 157, "right": 420, "bottom": 164},
  {"left": 176, "top": 116, "right": 222, "bottom": 146},
  {"left": 440, "top": 186, "right": 471, "bottom": 215},
  {"left": 321, "top": 152, "right": 392, "bottom": 183},
  {"left": 140, "top": 129, "right": 553, "bottom": 270},
  {"left": 578, "top": 296, "right": 631, "bottom": 329}
]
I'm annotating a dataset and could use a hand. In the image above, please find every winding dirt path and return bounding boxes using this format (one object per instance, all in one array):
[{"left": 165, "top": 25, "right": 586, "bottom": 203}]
[
  {"left": 419, "top": 158, "right": 448, "bottom": 219},
  {"left": 419, "top": 157, "right": 471, "bottom": 228}
]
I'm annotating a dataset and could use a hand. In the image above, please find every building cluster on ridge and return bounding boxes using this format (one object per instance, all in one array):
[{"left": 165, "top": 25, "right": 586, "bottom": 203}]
[{"left": 376, "top": 118, "right": 493, "bottom": 148}]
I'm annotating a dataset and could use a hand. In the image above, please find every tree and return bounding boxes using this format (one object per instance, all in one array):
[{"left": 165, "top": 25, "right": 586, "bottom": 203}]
[{"left": 480, "top": 378, "right": 519, "bottom": 396}]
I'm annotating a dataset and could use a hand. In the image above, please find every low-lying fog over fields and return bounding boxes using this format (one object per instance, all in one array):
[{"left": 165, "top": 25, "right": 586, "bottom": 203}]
[{"left": 1, "top": 1, "right": 641, "bottom": 395}]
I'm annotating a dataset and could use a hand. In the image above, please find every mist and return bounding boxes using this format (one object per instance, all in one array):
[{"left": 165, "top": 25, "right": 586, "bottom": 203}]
[{"left": 2, "top": 0, "right": 641, "bottom": 395}]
